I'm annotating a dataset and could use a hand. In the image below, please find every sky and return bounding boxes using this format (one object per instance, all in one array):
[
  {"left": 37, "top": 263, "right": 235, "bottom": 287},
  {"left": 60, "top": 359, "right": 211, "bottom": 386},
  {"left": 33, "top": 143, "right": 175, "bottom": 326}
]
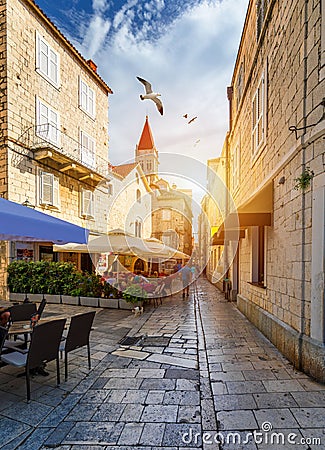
[{"left": 35, "top": 0, "right": 249, "bottom": 169}]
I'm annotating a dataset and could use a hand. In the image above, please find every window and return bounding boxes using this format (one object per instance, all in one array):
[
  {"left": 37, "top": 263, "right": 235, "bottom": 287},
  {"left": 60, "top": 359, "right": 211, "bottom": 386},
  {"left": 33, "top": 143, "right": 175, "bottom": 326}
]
[
  {"left": 232, "top": 144, "right": 240, "bottom": 191},
  {"left": 136, "top": 189, "right": 141, "bottom": 203},
  {"left": 36, "top": 32, "right": 59, "bottom": 87},
  {"left": 36, "top": 98, "right": 60, "bottom": 146},
  {"left": 39, "top": 171, "right": 59, "bottom": 207},
  {"left": 107, "top": 183, "right": 113, "bottom": 196},
  {"left": 256, "top": 0, "right": 269, "bottom": 40},
  {"left": 79, "top": 78, "right": 95, "bottom": 117},
  {"left": 147, "top": 160, "right": 152, "bottom": 171},
  {"left": 162, "top": 209, "right": 171, "bottom": 221},
  {"left": 80, "top": 131, "right": 95, "bottom": 169},
  {"left": 81, "top": 189, "right": 94, "bottom": 218},
  {"left": 135, "top": 219, "right": 142, "bottom": 237},
  {"left": 39, "top": 246, "right": 57, "bottom": 262},
  {"left": 236, "top": 62, "right": 244, "bottom": 109},
  {"left": 252, "top": 72, "right": 266, "bottom": 156},
  {"left": 251, "top": 226, "right": 265, "bottom": 286}
]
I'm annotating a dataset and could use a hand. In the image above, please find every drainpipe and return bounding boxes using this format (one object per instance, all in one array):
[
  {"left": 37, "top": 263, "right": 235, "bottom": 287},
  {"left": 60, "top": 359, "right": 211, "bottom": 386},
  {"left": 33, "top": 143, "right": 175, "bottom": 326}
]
[{"left": 298, "top": 0, "right": 309, "bottom": 371}]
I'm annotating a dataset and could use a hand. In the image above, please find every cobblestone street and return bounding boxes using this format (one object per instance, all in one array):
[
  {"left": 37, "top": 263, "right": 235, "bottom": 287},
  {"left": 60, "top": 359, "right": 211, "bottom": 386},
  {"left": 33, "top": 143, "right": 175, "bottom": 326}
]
[{"left": 0, "top": 277, "right": 324, "bottom": 449}]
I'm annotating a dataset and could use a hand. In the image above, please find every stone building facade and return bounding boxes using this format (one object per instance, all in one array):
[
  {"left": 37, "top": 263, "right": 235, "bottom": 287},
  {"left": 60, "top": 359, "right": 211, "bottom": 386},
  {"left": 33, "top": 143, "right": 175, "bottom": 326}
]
[
  {"left": 0, "top": 0, "right": 114, "bottom": 294},
  {"left": 151, "top": 186, "right": 193, "bottom": 257},
  {"left": 111, "top": 163, "right": 152, "bottom": 238},
  {"left": 211, "top": 0, "right": 325, "bottom": 381},
  {"left": 135, "top": 116, "right": 193, "bottom": 257}
]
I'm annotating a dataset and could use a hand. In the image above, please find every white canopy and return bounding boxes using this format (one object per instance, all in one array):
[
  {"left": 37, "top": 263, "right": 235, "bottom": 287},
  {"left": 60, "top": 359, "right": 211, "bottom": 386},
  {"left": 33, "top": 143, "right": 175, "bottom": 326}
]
[{"left": 53, "top": 229, "right": 189, "bottom": 261}]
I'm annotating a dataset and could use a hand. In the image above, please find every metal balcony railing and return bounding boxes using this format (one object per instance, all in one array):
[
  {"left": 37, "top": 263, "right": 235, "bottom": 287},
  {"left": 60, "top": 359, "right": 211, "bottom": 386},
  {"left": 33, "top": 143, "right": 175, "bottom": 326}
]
[{"left": 22, "top": 124, "right": 110, "bottom": 179}]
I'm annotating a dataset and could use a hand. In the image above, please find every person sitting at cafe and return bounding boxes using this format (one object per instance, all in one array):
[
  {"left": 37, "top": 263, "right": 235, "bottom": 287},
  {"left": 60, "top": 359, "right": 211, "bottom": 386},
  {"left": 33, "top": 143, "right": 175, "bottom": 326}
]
[{"left": 0, "top": 308, "right": 10, "bottom": 327}]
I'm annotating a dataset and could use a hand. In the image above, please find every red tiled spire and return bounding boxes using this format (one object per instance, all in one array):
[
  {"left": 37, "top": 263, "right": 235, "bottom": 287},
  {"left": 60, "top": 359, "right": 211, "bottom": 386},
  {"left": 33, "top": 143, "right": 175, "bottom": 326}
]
[{"left": 138, "top": 116, "right": 155, "bottom": 151}]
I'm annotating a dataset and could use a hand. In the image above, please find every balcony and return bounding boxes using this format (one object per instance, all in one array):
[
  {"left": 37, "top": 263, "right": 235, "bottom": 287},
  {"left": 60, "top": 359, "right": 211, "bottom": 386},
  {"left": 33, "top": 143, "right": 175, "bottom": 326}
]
[{"left": 25, "top": 124, "right": 109, "bottom": 182}]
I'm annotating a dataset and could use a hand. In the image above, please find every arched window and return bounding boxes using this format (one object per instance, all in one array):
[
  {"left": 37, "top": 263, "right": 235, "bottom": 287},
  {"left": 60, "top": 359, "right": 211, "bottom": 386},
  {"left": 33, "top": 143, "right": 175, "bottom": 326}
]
[
  {"left": 135, "top": 219, "right": 142, "bottom": 237},
  {"left": 136, "top": 189, "right": 141, "bottom": 203}
]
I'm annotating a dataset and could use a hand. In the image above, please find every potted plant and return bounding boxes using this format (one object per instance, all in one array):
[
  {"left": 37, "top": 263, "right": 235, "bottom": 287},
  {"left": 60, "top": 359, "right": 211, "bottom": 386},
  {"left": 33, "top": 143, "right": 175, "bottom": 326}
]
[
  {"left": 99, "top": 283, "right": 120, "bottom": 309},
  {"left": 79, "top": 273, "right": 102, "bottom": 307},
  {"left": 121, "top": 284, "right": 147, "bottom": 310}
]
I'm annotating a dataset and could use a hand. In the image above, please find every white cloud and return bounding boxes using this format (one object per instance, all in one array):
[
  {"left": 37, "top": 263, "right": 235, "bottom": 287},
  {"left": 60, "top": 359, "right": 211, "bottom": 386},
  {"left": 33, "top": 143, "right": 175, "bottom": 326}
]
[
  {"left": 82, "top": 15, "right": 111, "bottom": 59},
  {"left": 76, "top": 0, "right": 248, "bottom": 195},
  {"left": 92, "top": 0, "right": 108, "bottom": 13}
]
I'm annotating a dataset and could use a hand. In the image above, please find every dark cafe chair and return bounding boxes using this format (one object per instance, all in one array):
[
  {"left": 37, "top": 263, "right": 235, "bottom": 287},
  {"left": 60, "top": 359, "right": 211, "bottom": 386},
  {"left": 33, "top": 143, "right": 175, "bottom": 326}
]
[
  {"left": 36, "top": 298, "right": 47, "bottom": 319},
  {"left": 9, "top": 303, "right": 37, "bottom": 322},
  {"left": 60, "top": 311, "right": 96, "bottom": 381},
  {"left": 0, "top": 318, "right": 66, "bottom": 402}
]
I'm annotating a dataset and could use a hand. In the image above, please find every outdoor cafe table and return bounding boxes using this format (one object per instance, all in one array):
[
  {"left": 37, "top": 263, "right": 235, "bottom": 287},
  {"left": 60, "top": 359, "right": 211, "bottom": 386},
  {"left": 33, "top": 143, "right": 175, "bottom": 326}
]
[{"left": 7, "top": 315, "right": 68, "bottom": 337}]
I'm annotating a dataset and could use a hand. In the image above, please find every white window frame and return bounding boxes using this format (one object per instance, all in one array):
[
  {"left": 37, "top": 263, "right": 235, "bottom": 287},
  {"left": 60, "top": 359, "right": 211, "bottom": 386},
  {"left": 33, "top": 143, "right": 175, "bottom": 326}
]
[
  {"left": 80, "top": 188, "right": 94, "bottom": 218},
  {"left": 36, "top": 98, "right": 60, "bottom": 146},
  {"left": 79, "top": 77, "right": 96, "bottom": 118},
  {"left": 252, "top": 70, "right": 266, "bottom": 158},
  {"left": 35, "top": 32, "right": 60, "bottom": 88},
  {"left": 80, "top": 130, "right": 96, "bottom": 169},
  {"left": 39, "top": 170, "right": 60, "bottom": 208}
]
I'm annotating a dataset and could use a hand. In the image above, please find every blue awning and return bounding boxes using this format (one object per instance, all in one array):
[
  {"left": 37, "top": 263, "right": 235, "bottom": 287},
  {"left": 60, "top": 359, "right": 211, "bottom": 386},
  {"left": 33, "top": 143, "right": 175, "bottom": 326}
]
[{"left": 0, "top": 198, "right": 89, "bottom": 244}]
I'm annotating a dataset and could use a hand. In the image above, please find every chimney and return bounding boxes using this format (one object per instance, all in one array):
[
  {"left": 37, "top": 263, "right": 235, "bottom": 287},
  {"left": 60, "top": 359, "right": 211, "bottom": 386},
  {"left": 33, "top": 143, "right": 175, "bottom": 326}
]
[{"left": 87, "top": 59, "right": 97, "bottom": 73}]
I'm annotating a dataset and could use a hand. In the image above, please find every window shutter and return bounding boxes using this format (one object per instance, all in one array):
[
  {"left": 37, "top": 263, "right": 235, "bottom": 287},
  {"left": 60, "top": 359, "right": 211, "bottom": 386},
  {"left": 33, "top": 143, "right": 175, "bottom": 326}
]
[
  {"left": 89, "top": 88, "right": 94, "bottom": 117},
  {"left": 49, "top": 109, "right": 59, "bottom": 145},
  {"left": 79, "top": 78, "right": 95, "bottom": 117},
  {"left": 49, "top": 49, "right": 58, "bottom": 85},
  {"left": 40, "top": 40, "right": 49, "bottom": 74},
  {"left": 80, "top": 131, "right": 95, "bottom": 168},
  {"left": 252, "top": 71, "right": 266, "bottom": 155},
  {"left": 40, "top": 172, "right": 53, "bottom": 205},
  {"left": 81, "top": 189, "right": 94, "bottom": 217},
  {"left": 53, "top": 176, "right": 60, "bottom": 207},
  {"left": 36, "top": 99, "right": 59, "bottom": 145},
  {"left": 36, "top": 33, "right": 59, "bottom": 86},
  {"left": 80, "top": 80, "right": 87, "bottom": 109}
]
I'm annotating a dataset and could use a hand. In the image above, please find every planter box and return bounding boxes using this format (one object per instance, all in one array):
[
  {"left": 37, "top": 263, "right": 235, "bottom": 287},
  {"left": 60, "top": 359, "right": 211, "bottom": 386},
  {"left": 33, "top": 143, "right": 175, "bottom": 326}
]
[
  {"left": 26, "top": 294, "right": 44, "bottom": 302},
  {"left": 80, "top": 297, "right": 99, "bottom": 308},
  {"left": 99, "top": 298, "right": 119, "bottom": 309},
  {"left": 44, "top": 294, "right": 61, "bottom": 304},
  {"left": 61, "top": 295, "right": 80, "bottom": 306},
  {"left": 118, "top": 299, "right": 143, "bottom": 310},
  {"left": 9, "top": 293, "right": 27, "bottom": 303}
]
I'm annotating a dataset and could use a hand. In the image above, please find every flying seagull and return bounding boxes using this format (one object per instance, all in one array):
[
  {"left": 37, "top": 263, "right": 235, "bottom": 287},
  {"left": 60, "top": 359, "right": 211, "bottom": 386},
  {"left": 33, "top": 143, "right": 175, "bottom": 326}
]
[
  {"left": 137, "top": 76, "right": 163, "bottom": 115},
  {"left": 183, "top": 113, "right": 188, "bottom": 118},
  {"left": 188, "top": 116, "right": 198, "bottom": 124}
]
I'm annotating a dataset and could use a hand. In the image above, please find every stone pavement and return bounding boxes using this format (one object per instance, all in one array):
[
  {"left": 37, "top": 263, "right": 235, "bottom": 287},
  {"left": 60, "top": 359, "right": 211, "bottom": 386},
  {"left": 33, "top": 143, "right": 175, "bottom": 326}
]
[{"left": 0, "top": 278, "right": 324, "bottom": 449}]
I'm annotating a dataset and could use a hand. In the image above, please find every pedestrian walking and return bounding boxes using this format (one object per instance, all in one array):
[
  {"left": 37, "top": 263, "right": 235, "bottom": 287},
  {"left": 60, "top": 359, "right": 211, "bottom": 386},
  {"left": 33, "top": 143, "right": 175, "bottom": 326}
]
[{"left": 180, "top": 264, "right": 192, "bottom": 297}]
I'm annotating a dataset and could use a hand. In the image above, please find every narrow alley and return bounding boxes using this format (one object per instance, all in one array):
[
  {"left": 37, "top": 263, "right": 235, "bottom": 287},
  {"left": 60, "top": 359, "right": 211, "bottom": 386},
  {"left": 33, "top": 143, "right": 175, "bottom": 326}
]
[{"left": 0, "top": 278, "right": 324, "bottom": 449}]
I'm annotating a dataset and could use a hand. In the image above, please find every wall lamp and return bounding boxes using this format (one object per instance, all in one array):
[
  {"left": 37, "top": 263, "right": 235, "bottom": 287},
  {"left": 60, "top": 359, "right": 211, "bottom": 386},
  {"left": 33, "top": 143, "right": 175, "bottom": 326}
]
[{"left": 22, "top": 198, "right": 35, "bottom": 209}]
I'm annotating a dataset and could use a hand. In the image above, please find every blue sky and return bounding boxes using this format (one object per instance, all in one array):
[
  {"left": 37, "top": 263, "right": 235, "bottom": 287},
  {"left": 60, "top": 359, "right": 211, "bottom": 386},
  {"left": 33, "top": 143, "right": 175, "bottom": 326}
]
[{"left": 35, "top": 0, "right": 249, "bottom": 202}]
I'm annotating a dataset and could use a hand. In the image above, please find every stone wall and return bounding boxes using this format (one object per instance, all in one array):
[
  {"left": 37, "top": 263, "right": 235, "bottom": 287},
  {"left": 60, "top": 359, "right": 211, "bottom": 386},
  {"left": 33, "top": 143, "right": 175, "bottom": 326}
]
[{"left": 213, "top": 0, "right": 325, "bottom": 380}]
